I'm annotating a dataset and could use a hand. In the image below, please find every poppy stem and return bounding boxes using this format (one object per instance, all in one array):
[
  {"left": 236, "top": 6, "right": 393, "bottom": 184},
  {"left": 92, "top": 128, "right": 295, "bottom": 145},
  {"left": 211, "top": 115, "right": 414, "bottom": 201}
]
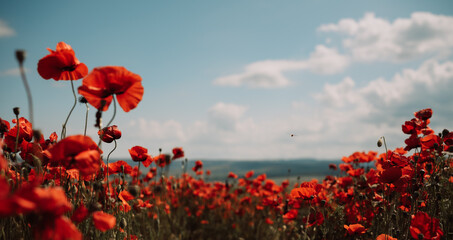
[
  {"left": 106, "top": 139, "right": 117, "bottom": 197},
  {"left": 105, "top": 96, "right": 117, "bottom": 128},
  {"left": 61, "top": 80, "right": 77, "bottom": 139},
  {"left": 137, "top": 161, "right": 141, "bottom": 183},
  {"left": 13, "top": 109, "right": 20, "bottom": 162},
  {"left": 16, "top": 53, "right": 34, "bottom": 127},
  {"left": 381, "top": 136, "right": 388, "bottom": 160},
  {"left": 84, "top": 103, "right": 89, "bottom": 136}
]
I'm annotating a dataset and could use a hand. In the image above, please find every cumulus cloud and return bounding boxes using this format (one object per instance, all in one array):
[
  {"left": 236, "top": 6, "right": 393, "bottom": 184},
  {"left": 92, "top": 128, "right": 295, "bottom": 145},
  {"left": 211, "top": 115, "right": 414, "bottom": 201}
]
[
  {"left": 0, "top": 20, "right": 15, "bottom": 38},
  {"left": 213, "top": 45, "right": 349, "bottom": 88},
  {"left": 316, "top": 59, "right": 453, "bottom": 109},
  {"left": 318, "top": 12, "right": 453, "bottom": 62},
  {"left": 124, "top": 59, "right": 452, "bottom": 159},
  {"left": 208, "top": 102, "right": 248, "bottom": 131}
]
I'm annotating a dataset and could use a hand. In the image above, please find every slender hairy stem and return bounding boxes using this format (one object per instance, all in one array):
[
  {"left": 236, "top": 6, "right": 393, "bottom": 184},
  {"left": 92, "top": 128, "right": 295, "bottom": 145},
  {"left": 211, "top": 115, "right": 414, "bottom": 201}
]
[
  {"left": 61, "top": 80, "right": 77, "bottom": 139},
  {"left": 84, "top": 103, "right": 89, "bottom": 136},
  {"left": 13, "top": 112, "right": 20, "bottom": 162},
  {"left": 17, "top": 62, "right": 33, "bottom": 127},
  {"left": 98, "top": 96, "right": 117, "bottom": 148},
  {"left": 105, "top": 139, "right": 117, "bottom": 197},
  {"left": 105, "top": 96, "right": 117, "bottom": 128},
  {"left": 381, "top": 136, "right": 389, "bottom": 160},
  {"left": 137, "top": 161, "right": 141, "bottom": 183}
]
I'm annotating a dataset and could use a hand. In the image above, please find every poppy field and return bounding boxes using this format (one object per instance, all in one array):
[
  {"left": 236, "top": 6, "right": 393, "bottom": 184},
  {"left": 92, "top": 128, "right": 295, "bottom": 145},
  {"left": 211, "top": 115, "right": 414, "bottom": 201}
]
[{"left": 1, "top": 42, "right": 452, "bottom": 240}]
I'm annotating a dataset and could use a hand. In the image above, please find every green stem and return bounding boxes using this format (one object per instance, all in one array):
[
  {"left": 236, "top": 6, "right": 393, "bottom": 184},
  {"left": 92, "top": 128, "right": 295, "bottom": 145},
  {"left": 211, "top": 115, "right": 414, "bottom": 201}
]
[
  {"left": 105, "top": 96, "right": 117, "bottom": 128},
  {"left": 61, "top": 80, "right": 77, "bottom": 139},
  {"left": 84, "top": 103, "right": 89, "bottom": 136},
  {"left": 381, "top": 136, "right": 389, "bottom": 160},
  {"left": 137, "top": 161, "right": 141, "bottom": 183},
  {"left": 18, "top": 62, "right": 33, "bottom": 127},
  {"left": 98, "top": 96, "right": 117, "bottom": 148},
  {"left": 13, "top": 112, "right": 20, "bottom": 162},
  {"left": 105, "top": 139, "right": 117, "bottom": 197}
]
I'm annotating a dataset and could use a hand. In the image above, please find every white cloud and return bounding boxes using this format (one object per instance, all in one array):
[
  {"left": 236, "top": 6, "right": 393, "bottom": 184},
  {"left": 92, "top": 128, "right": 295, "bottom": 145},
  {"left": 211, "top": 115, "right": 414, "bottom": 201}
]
[
  {"left": 316, "top": 59, "right": 453, "bottom": 108},
  {"left": 0, "top": 20, "right": 15, "bottom": 38},
  {"left": 123, "top": 59, "right": 453, "bottom": 159},
  {"left": 208, "top": 102, "right": 248, "bottom": 131},
  {"left": 307, "top": 45, "right": 350, "bottom": 74},
  {"left": 128, "top": 118, "right": 187, "bottom": 142},
  {"left": 318, "top": 12, "right": 453, "bottom": 62},
  {"left": 213, "top": 45, "right": 349, "bottom": 88}
]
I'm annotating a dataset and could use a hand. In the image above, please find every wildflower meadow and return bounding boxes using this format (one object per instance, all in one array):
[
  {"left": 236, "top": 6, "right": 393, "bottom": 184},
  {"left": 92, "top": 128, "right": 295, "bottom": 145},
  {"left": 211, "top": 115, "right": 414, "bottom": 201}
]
[{"left": 0, "top": 42, "right": 452, "bottom": 240}]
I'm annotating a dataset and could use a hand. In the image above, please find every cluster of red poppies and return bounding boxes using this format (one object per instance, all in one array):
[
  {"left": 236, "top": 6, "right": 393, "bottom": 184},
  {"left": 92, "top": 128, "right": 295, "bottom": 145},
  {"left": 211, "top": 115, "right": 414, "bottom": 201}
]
[{"left": 0, "top": 42, "right": 452, "bottom": 239}]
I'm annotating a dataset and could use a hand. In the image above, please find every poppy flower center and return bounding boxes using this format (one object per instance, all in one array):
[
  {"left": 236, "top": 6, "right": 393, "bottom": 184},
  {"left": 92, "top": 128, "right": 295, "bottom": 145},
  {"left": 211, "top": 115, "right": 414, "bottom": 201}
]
[{"left": 61, "top": 65, "right": 77, "bottom": 72}]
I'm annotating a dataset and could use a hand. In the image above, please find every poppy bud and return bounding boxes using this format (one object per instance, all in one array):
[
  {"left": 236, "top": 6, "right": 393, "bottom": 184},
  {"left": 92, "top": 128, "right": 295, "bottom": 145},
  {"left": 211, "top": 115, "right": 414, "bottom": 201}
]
[
  {"left": 93, "top": 181, "right": 102, "bottom": 191},
  {"left": 33, "top": 130, "right": 42, "bottom": 142},
  {"left": 13, "top": 107, "right": 20, "bottom": 116},
  {"left": 128, "top": 185, "right": 140, "bottom": 197},
  {"left": 419, "top": 169, "right": 425, "bottom": 176},
  {"left": 442, "top": 129, "right": 449, "bottom": 137},
  {"left": 15, "top": 50, "right": 26, "bottom": 65},
  {"left": 78, "top": 96, "right": 88, "bottom": 104},
  {"left": 89, "top": 202, "right": 102, "bottom": 212},
  {"left": 154, "top": 185, "right": 162, "bottom": 194},
  {"left": 119, "top": 217, "right": 127, "bottom": 228},
  {"left": 377, "top": 138, "right": 383, "bottom": 147}
]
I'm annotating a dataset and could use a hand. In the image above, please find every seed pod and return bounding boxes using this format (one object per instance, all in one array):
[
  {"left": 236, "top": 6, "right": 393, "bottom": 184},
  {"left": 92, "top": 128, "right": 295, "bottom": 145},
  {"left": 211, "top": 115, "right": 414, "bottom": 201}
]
[{"left": 377, "top": 138, "right": 383, "bottom": 147}]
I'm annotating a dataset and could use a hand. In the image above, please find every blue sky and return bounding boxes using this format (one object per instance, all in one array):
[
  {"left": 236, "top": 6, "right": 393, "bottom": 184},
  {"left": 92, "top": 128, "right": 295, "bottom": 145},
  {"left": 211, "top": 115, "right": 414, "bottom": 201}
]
[{"left": 1, "top": 1, "right": 453, "bottom": 160}]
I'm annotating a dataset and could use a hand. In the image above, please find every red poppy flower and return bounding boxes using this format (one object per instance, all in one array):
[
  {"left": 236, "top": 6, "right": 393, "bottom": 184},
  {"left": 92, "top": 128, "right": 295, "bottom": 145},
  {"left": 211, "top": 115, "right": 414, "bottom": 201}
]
[
  {"left": 92, "top": 211, "right": 116, "bottom": 232},
  {"left": 172, "top": 147, "right": 184, "bottom": 160},
  {"left": 302, "top": 212, "right": 324, "bottom": 227},
  {"left": 28, "top": 186, "right": 72, "bottom": 216},
  {"left": 118, "top": 190, "right": 135, "bottom": 212},
  {"left": 98, "top": 125, "right": 122, "bottom": 143},
  {"left": 376, "top": 234, "right": 397, "bottom": 240},
  {"left": 0, "top": 118, "right": 10, "bottom": 137},
  {"left": 153, "top": 154, "right": 170, "bottom": 168},
  {"left": 404, "top": 134, "right": 421, "bottom": 151},
  {"left": 283, "top": 209, "right": 299, "bottom": 222},
  {"left": 265, "top": 218, "right": 274, "bottom": 225},
  {"left": 71, "top": 203, "right": 89, "bottom": 224},
  {"left": 329, "top": 163, "right": 337, "bottom": 170},
  {"left": 46, "top": 135, "right": 101, "bottom": 176},
  {"left": 420, "top": 134, "right": 442, "bottom": 151},
  {"left": 78, "top": 66, "right": 144, "bottom": 112},
  {"left": 4, "top": 117, "right": 33, "bottom": 152},
  {"left": 380, "top": 166, "right": 402, "bottom": 184},
  {"left": 35, "top": 216, "right": 82, "bottom": 240},
  {"left": 414, "top": 108, "right": 433, "bottom": 121},
  {"left": 245, "top": 170, "right": 254, "bottom": 178},
  {"left": 37, "top": 42, "right": 88, "bottom": 81},
  {"left": 128, "top": 146, "right": 153, "bottom": 167},
  {"left": 228, "top": 172, "right": 238, "bottom": 179},
  {"left": 108, "top": 160, "right": 132, "bottom": 175},
  {"left": 410, "top": 212, "right": 443, "bottom": 240},
  {"left": 290, "top": 187, "right": 317, "bottom": 200},
  {"left": 0, "top": 144, "right": 7, "bottom": 172},
  {"left": 344, "top": 223, "right": 367, "bottom": 235},
  {"left": 192, "top": 160, "right": 203, "bottom": 172}
]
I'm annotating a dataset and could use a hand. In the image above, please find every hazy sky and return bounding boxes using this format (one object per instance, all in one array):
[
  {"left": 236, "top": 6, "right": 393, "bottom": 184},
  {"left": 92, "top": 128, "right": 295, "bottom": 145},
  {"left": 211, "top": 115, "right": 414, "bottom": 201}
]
[{"left": 1, "top": 1, "right": 453, "bottom": 160}]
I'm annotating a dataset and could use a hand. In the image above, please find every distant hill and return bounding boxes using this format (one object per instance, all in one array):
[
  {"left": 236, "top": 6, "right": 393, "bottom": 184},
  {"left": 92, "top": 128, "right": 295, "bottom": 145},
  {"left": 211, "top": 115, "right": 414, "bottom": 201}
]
[{"left": 112, "top": 158, "right": 344, "bottom": 183}]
